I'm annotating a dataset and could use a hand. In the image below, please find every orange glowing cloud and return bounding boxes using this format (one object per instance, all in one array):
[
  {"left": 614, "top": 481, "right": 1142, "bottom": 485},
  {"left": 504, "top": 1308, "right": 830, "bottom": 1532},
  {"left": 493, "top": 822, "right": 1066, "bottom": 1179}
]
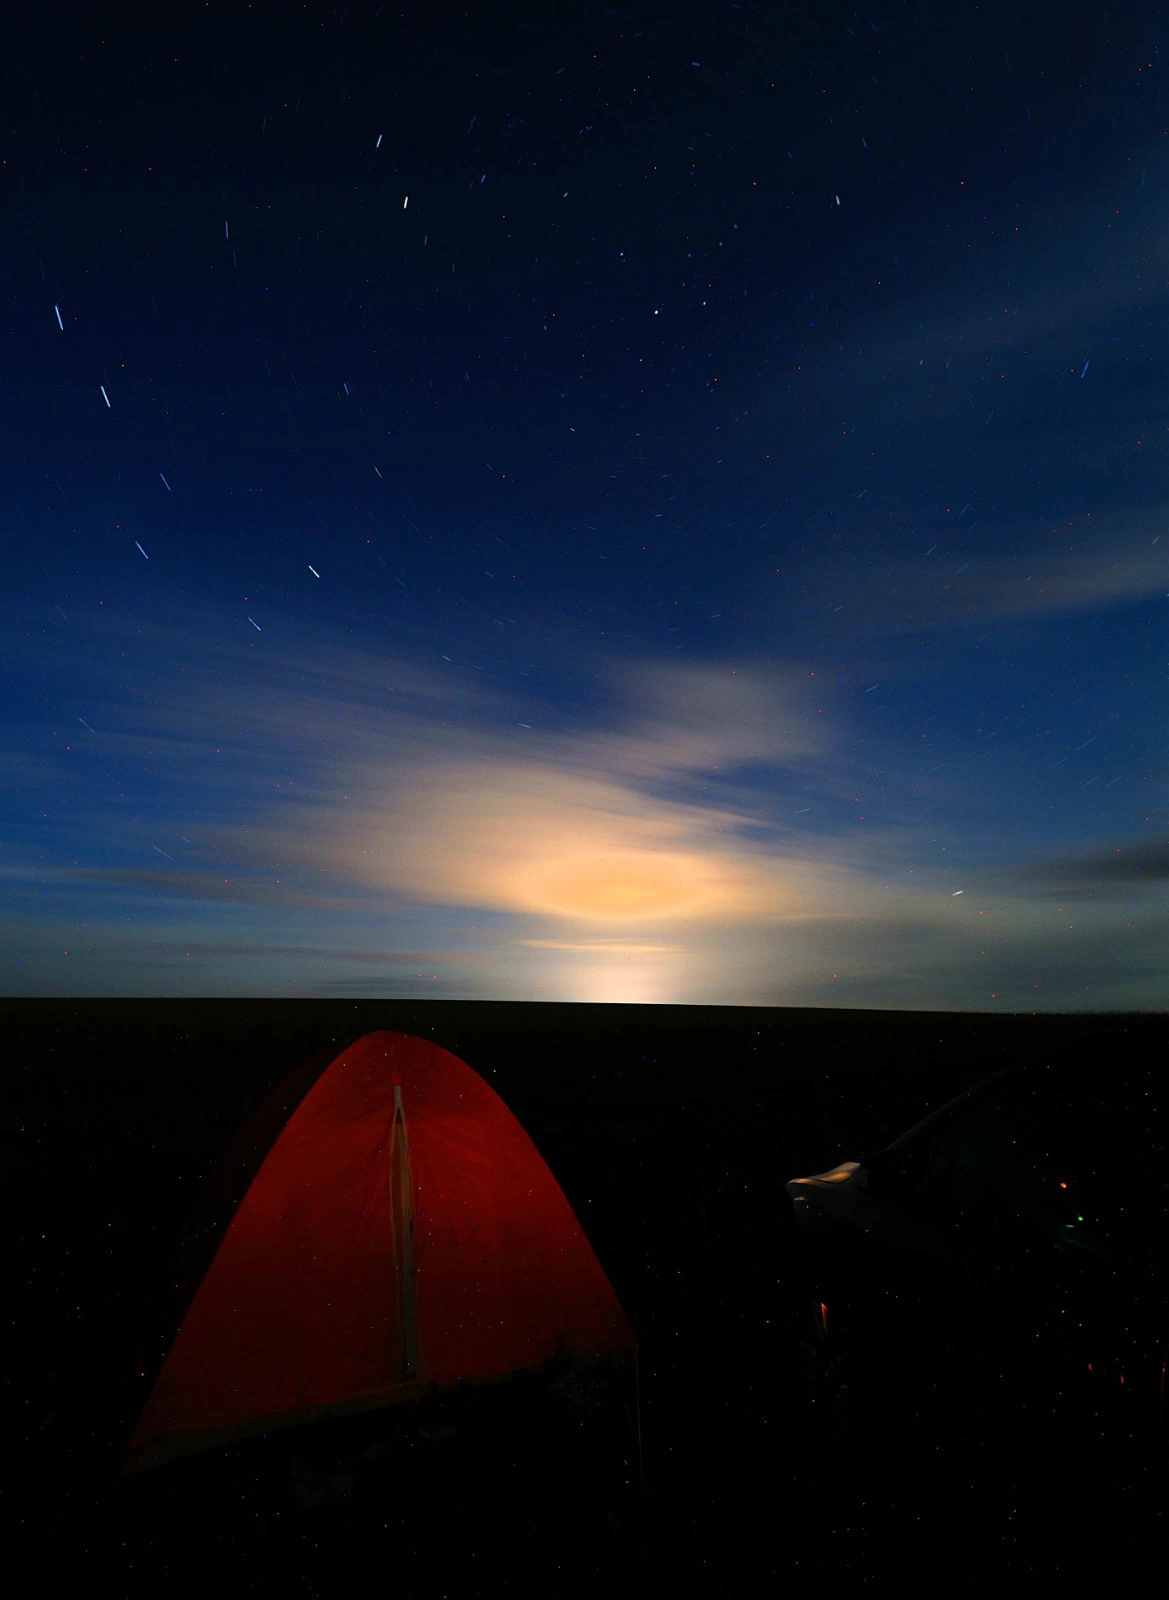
[
  {"left": 190, "top": 654, "right": 860, "bottom": 946},
  {"left": 326, "top": 761, "right": 844, "bottom": 931}
]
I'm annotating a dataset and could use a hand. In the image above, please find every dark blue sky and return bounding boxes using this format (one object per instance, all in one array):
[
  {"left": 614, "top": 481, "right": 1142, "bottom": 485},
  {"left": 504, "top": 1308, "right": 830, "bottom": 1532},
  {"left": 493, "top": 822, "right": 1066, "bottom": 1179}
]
[{"left": 5, "top": 0, "right": 1166, "bottom": 1005}]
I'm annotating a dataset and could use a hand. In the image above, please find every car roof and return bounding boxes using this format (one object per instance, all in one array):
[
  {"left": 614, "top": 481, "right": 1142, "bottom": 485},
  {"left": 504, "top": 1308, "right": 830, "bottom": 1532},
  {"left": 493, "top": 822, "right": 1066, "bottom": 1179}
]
[{"left": 871, "top": 1025, "right": 1153, "bottom": 1162}]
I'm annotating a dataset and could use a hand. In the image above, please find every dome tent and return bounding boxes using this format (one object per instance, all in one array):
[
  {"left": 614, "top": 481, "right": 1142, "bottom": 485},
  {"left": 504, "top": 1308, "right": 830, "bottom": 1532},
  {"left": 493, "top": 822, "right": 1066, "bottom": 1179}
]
[{"left": 126, "top": 1031, "right": 637, "bottom": 1476}]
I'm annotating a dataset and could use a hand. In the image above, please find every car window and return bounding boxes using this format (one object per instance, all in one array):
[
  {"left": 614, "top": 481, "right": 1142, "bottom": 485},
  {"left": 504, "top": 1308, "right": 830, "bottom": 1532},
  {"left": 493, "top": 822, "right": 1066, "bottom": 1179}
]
[
  {"left": 925, "top": 1074, "right": 1049, "bottom": 1233},
  {"left": 948, "top": 1080, "right": 1061, "bottom": 1229},
  {"left": 923, "top": 1059, "right": 1165, "bottom": 1261}
]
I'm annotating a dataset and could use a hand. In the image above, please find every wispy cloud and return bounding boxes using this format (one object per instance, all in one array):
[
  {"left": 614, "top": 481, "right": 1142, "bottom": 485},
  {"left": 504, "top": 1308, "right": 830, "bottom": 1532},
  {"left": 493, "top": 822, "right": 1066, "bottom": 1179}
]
[
  {"left": 812, "top": 141, "right": 1169, "bottom": 407},
  {"left": 518, "top": 939, "right": 683, "bottom": 954},
  {"left": 995, "top": 838, "right": 1169, "bottom": 893},
  {"left": 200, "top": 654, "right": 856, "bottom": 931},
  {"left": 830, "top": 535, "right": 1167, "bottom": 635},
  {"left": 3, "top": 606, "right": 1162, "bottom": 1008}
]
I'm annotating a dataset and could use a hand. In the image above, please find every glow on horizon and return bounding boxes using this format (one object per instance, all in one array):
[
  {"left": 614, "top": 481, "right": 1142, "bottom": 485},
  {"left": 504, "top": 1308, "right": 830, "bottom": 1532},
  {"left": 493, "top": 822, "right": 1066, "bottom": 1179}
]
[{"left": 552, "top": 959, "right": 680, "bottom": 1005}]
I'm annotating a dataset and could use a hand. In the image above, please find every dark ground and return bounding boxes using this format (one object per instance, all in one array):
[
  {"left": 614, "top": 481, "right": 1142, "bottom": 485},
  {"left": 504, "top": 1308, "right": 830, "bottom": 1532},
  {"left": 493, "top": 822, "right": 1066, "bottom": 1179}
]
[{"left": 7, "top": 1001, "right": 1167, "bottom": 1594}]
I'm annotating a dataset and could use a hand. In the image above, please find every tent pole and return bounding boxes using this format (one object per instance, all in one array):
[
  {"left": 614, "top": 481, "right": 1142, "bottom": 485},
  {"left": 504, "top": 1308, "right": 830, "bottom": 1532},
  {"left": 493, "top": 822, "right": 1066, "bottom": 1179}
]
[{"left": 392, "top": 1083, "right": 419, "bottom": 1382}]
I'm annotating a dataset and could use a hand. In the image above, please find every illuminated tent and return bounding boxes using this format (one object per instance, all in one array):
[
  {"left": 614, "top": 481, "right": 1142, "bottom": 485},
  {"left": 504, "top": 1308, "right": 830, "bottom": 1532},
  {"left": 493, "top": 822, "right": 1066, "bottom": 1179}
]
[{"left": 127, "top": 1031, "right": 636, "bottom": 1474}]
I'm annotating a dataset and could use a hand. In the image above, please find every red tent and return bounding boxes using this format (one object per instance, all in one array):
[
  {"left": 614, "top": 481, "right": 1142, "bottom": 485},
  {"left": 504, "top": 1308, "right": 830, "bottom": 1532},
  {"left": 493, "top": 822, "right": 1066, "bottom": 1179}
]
[{"left": 127, "top": 1031, "right": 636, "bottom": 1474}]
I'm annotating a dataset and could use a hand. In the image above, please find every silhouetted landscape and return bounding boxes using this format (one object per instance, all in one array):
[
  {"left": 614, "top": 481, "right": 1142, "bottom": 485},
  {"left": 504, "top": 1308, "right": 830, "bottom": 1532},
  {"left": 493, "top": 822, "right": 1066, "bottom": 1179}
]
[{"left": 9, "top": 1001, "right": 1166, "bottom": 1593}]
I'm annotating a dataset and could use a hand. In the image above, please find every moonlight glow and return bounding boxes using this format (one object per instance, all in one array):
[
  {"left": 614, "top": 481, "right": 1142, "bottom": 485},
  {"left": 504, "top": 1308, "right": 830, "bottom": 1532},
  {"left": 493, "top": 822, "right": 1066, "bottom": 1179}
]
[{"left": 522, "top": 851, "right": 716, "bottom": 922}]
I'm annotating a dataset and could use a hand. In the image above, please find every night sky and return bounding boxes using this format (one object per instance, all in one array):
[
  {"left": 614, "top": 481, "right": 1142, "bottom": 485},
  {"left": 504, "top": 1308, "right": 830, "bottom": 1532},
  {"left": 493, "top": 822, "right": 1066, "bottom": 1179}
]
[{"left": 5, "top": 1, "right": 1166, "bottom": 1006}]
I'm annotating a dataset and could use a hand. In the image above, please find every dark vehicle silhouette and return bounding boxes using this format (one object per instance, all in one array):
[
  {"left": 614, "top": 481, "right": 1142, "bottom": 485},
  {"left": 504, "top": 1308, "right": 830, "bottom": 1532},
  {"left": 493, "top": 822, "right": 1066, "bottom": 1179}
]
[{"left": 785, "top": 1030, "right": 1168, "bottom": 1501}]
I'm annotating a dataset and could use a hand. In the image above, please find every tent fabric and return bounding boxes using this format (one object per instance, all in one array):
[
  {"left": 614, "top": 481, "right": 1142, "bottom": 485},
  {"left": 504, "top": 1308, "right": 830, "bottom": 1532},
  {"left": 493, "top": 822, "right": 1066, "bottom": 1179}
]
[
  {"left": 127, "top": 1031, "right": 635, "bottom": 1473},
  {"left": 167, "top": 1042, "right": 345, "bottom": 1317}
]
